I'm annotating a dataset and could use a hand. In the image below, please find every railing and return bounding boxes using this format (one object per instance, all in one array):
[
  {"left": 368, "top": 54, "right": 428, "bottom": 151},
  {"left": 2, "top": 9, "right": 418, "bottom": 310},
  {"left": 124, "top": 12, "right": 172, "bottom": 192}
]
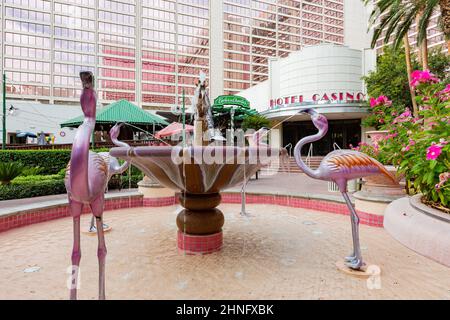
[
  {"left": 284, "top": 143, "right": 293, "bottom": 158},
  {"left": 306, "top": 144, "right": 314, "bottom": 167}
]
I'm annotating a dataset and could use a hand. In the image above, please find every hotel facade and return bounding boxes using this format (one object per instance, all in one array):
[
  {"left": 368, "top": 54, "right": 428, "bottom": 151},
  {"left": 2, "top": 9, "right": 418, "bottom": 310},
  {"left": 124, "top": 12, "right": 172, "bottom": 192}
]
[
  {"left": 0, "top": 0, "right": 372, "bottom": 111},
  {"left": 237, "top": 43, "right": 376, "bottom": 155}
]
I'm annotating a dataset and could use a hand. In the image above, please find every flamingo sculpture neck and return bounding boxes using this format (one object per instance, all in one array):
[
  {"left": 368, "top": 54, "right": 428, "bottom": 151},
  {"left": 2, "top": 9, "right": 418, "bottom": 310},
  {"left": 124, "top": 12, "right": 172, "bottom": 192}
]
[
  {"left": 293, "top": 109, "right": 328, "bottom": 179},
  {"left": 70, "top": 72, "right": 97, "bottom": 201}
]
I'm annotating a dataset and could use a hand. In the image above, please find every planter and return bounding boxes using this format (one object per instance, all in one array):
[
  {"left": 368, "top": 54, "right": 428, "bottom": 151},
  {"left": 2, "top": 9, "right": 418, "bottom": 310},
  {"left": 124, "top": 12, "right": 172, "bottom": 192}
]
[
  {"left": 384, "top": 195, "right": 450, "bottom": 268},
  {"left": 365, "top": 130, "right": 389, "bottom": 146},
  {"left": 138, "top": 175, "right": 176, "bottom": 199},
  {"left": 353, "top": 166, "right": 405, "bottom": 217}
]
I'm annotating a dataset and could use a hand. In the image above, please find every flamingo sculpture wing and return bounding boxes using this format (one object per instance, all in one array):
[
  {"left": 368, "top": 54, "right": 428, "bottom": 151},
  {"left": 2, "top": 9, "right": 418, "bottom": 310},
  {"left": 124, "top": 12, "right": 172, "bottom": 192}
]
[
  {"left": 89, "top": 123, "right": 131, "bottom": 233},
  {"left": 65, "top": 71, "right": 109, "bottom": 300},
  {"left": 294, "top": 108, "right": 397, "bottom": 270}
]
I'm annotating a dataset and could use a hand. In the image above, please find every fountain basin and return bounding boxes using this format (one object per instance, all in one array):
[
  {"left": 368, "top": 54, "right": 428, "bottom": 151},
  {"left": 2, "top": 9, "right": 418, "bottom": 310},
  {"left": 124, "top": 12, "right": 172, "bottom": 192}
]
[{"left": 110, "top": 146, "right": 279, "bottom": 254}]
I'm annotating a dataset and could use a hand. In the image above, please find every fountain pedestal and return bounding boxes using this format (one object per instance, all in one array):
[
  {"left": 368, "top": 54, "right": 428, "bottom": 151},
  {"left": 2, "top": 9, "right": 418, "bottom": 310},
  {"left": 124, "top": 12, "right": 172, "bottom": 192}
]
[{"left": 177, "top": 193, "right": 225, "bottom": 254}]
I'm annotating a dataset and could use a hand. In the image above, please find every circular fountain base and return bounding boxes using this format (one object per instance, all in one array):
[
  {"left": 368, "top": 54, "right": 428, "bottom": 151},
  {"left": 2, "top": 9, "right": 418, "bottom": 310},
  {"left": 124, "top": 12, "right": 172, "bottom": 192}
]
[
  {"left": 109, "top": 146, "right": 279, "bottom": 255},
  {"left": 177, "top": 231, "right": 223, "bottom": 255}
]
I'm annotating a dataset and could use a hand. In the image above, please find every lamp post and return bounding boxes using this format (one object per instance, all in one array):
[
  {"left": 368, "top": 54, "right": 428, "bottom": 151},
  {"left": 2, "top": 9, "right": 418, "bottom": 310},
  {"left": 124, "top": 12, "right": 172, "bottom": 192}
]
[{"left": 2, "top": 73, "right": 6, "bottom": 150}]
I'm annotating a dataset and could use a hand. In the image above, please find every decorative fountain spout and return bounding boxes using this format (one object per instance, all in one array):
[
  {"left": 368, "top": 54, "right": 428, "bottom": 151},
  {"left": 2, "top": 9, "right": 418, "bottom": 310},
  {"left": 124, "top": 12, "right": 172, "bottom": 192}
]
[{"left": 110, "top": 75, "right": 279, "bottom": 254}]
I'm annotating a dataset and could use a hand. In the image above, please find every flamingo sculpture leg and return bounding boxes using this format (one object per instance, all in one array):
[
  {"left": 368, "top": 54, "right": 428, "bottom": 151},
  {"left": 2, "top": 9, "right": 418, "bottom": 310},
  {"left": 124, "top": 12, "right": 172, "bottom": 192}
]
[
  {"left": 65, "top": 71, "right": 112, "bottom": 300},
  {"left": 294, "top": 108, "right": 398, "bottom": 270}
]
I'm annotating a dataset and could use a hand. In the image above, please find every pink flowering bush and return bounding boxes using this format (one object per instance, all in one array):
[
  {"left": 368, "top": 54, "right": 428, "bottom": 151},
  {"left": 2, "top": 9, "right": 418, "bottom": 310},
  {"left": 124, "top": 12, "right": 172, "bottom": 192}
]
[
  {"left": 410, "top": 70, "right": 440, "bottom": 88},
  {"left": 379, "top": 70, "right": 450, "bottom": 210},
  {"left": 362, "top": 95, "right": 407, "bottom": 130}
]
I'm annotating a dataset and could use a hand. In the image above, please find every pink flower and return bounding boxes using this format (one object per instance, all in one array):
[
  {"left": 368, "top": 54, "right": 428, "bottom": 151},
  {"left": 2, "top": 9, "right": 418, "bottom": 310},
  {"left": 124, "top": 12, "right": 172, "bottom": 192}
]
[
  {"left": 376, "top": 95, "right": 392, "bottom": 106},
  {"left": 409, "top": 140, "right": 416, "bottom": 146},
  {"left": 436, "top": 172, "right": 450, "bottom": 190},
  {"left": 411, "top": 70, "right": 440, "bottom": 88},
  {"left": 426, "top": 143, "right": 443, "bottom": 161},
  {"left": 393, "top": 108, "right": 413, "bottom": 124},
  {"left": 438, "top": 84, "right": 450, "bottom": 101},
  {"left": 369, "top": 95, "right": 392, "bottom": 108}
]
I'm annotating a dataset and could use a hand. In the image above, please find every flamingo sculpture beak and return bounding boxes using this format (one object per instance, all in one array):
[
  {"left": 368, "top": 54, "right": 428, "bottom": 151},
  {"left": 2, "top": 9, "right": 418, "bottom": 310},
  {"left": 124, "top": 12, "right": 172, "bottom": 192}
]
[
  {"left": 299, "top": 108, "right": 316, "bottom": 116},
  {"left": 115, "top": 122, "right": 125, "bottom": 129}
]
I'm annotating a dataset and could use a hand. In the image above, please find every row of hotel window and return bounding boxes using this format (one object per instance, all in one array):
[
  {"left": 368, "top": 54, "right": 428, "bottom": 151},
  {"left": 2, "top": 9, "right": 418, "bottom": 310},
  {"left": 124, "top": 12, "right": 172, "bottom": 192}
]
[{"left": 4, "top": 85, "right": 208, "bottom": 104}]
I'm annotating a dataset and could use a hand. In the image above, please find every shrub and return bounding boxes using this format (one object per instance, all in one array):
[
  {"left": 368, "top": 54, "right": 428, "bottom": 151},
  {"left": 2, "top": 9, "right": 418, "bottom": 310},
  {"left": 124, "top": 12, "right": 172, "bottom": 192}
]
[
  {"left": 361, "top": 96, "right": 407, "bottom": 130},
  {"left": 241, "top": 114, "right": 271, "bottom": 131},
  {"left": 0, "top": 162, "right": 25, "bottom": 185},
  {"left": 21, "top": 166, "right": 45, "bottom": 177},
  {"left": 12, "top": 174, "right": 64, "bottom": 184},
  {"left": 0, "top": 148, "right": 110, "bottom": 175},
  {"left": 0, "top": 150, "right": 71, "bottom": 175},
  {"left": 0, "top": 179, "right": 66, "bottom": 201},
  {"left": 380, "top": 71, "right": 450, "bottom": 210}
]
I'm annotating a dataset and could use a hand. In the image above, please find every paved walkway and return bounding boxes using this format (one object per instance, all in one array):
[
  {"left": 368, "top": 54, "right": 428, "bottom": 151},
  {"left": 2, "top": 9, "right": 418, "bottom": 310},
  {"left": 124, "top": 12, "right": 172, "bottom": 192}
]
[{"left": 1, "top": 204, "right": 449, "bottom": 300}]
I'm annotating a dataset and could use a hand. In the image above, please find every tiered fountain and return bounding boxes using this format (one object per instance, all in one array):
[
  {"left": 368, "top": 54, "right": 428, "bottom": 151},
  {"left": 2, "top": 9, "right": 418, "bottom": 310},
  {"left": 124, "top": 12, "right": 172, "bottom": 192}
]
[{"left": 110, "top": 75, "right": 279, "bottom": 254}]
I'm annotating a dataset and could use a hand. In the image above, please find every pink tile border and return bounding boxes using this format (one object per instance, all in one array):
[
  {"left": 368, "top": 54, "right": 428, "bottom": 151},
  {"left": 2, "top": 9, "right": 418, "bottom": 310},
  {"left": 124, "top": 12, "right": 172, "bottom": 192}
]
[
  {"left": 0, "top": 192, "right": 384, "bottom": 234},
  {"left": 177, "top": 231, "right": 223, "bottom": 255},
  {"left": 220, "top": 193, "right": 384, "bottom": 228},
  {"left": 0, "top": 196, "right": 143, "bottom": 233}
]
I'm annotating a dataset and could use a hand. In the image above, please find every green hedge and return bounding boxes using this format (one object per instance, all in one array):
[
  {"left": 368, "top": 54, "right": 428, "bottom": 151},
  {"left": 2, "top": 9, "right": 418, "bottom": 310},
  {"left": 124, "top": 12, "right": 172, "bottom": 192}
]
[
  {"left": 0, "top": 148, "right": 131, "bottom": 175},
  {"left": 0, "top": 179, "right": 66, "bottom": 201},
  {"left": 0, "top": 174, "right": 143, "bottom": 200},
  {"left": 0, "top": 150, "right": 72, "bottom": 175}
]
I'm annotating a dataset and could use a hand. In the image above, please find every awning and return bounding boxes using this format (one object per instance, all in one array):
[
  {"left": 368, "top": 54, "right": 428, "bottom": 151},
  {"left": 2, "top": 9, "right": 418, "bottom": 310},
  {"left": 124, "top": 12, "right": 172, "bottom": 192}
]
[
  {"left": 155, "top": 122, "right": 194, "bottom": 139},
  {"left": 60, "top": 99, "right": 169, "bottom": 128}
]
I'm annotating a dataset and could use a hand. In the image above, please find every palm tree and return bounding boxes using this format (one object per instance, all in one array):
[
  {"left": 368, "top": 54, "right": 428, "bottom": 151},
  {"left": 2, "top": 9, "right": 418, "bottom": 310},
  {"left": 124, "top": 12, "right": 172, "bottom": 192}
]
[{"left": 365, "top": 0, "right": 449, "bottom": 68}]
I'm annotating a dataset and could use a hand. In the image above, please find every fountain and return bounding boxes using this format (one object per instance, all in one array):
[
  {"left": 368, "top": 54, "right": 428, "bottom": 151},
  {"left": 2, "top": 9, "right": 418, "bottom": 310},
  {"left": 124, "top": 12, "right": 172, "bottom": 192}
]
[{"left": 110, "top": 75, "right": 279, "bottom": 254}]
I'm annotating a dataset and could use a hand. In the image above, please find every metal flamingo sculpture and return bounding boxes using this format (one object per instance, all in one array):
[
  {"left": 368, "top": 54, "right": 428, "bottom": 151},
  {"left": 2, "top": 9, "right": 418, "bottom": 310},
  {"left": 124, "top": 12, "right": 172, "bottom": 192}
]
[
  {"left": 65, "top": 71, "right": 110, "bottom": 300},
  {"left": 294, "top": 108, "right": 397, "bottom": 270},
  {"left": 88, "top": 123, "right": 131, "bottom": 233}
]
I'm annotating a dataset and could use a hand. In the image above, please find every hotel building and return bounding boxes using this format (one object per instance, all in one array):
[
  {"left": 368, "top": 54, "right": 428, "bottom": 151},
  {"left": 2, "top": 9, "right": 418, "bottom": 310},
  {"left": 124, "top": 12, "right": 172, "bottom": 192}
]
[
  {"left": 237, "top": 43, "right": 376, "bottom": 155},
  {"left": 0, "top": 0, "right": 372, "bottom": 111}
]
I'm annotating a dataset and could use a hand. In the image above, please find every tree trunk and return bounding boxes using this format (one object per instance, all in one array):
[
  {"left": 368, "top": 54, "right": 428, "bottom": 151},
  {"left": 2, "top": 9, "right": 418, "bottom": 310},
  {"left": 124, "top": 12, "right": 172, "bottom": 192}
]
[
  {"left": 404, "top": 36, "right": 419, "bottom": 118},
  {"left": 416, "top": 12, "right": 429, "bottom": 70},
  {"left": 421, "top": 39, "right": 429, "bottom": 70},
  {"left": 439, "top": 0, "right": 450, "bottom": 48}
]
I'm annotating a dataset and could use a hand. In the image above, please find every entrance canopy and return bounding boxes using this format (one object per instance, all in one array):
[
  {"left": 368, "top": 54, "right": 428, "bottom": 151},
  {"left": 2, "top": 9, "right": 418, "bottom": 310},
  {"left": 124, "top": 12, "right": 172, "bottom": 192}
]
[
  {"left": 261, "top": 102, "right": 369, "bottom": 122},
  {"left": 60, "top": 99, "right": 169, "bottom": 129}
]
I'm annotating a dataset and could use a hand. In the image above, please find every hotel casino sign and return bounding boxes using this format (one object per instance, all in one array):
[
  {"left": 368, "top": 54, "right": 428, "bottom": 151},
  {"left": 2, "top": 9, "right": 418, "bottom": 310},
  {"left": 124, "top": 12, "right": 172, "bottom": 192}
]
[{"left": 269, "top": 92, "right": 366, "bottom": 109}]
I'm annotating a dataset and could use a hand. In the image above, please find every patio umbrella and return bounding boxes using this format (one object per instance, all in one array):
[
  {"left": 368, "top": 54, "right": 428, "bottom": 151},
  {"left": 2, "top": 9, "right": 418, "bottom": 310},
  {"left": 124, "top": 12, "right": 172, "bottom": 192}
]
[
  {"left": 16, "top": 132, "right": 38, "bottom": 138},
  {"left": 155, "top": 122, "right": 194, "bottom": 139}
]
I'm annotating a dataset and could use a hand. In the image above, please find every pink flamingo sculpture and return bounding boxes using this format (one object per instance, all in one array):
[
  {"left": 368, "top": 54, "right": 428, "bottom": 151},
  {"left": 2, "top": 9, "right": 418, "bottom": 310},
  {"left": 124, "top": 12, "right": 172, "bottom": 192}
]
[
  {"left": 87, "top": 123, "right": 131, "bottom": 233},
  {"left": 65, "top": 71, "right": 110, "bottom": 300},
  {"left": 294, "top": 108, "right": 397, "bottom": 270},
  {"left": 246, "top": 127, "right": 290, "bottom": 171}
]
